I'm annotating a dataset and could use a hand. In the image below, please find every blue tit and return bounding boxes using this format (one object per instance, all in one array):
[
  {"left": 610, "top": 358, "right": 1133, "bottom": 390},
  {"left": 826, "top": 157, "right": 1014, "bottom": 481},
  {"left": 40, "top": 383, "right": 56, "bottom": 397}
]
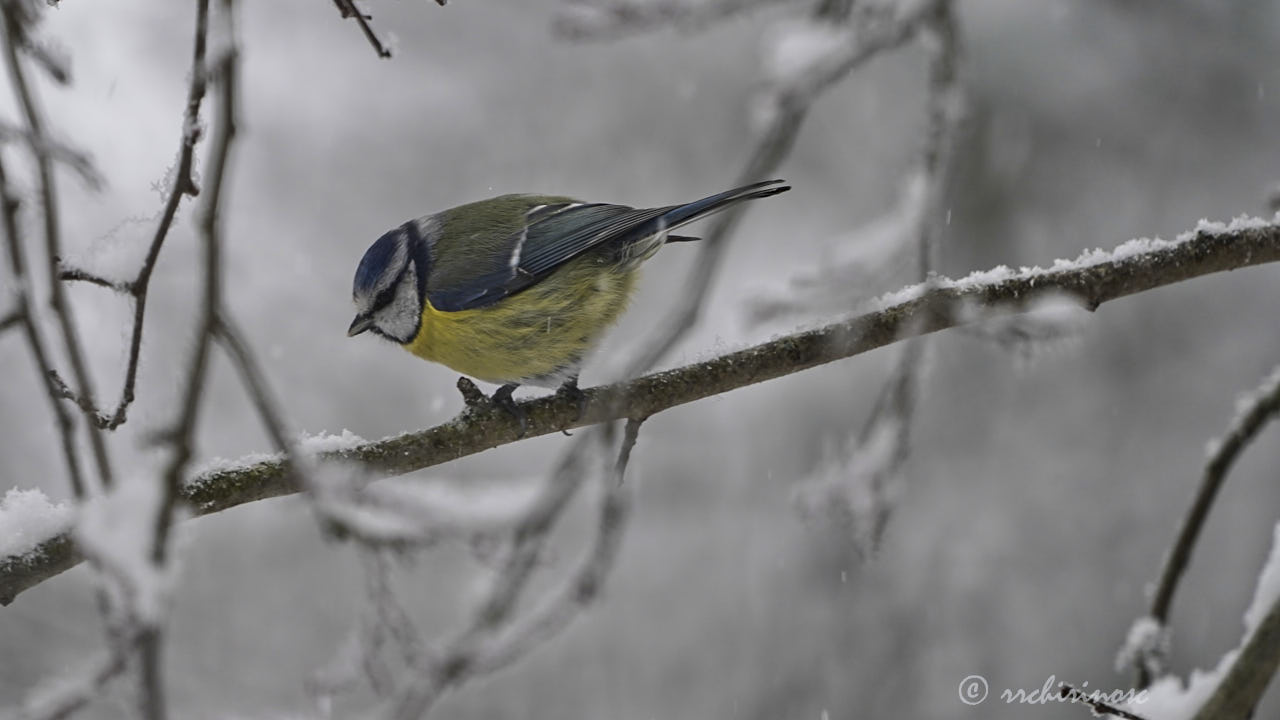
[{"left": 347, "top": 179, "right": 790, "bottom": 428}]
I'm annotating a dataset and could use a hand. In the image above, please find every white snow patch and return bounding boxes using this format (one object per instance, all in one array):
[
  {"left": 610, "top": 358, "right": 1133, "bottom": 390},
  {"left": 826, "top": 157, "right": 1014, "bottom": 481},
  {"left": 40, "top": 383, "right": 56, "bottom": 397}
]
[
  {"left": 0, "top": 488, "right": 73, "bottom": 558},
  {"left": 1244, "top": 521, "right": 1280, "bottom": 637},
  {"left": 190, "top": 451, "right": 283, "bottom": 477},
  {"left": 872, "top": 214, "right": 1280, "bottom": 312},
  {"left": 75, "top": 475, "right": 179, "bottom": 624},
  {"left": 1114, "top": 615, "right": 1168, "bottom": 674},
  {"left": 299, "top": 429, "right": 367, "bottom": 456},
  {"left": 1125, "top": 520, "right": 1280, "bottom": 719}
]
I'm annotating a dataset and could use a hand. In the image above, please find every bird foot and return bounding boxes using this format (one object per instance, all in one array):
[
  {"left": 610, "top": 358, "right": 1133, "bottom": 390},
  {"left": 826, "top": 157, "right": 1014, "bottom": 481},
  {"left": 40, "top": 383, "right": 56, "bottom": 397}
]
[
  {"left": 456, "top": 377, "right": 488, "bottom": 410},
  {"left": 491, "top": 383, "right": 528, "bottom": 437},
  {"left": 457, "top": 377, "right": 527, "bottom": 437},
  {"left": 555, "top": 377, "right": 587, "bottom": 436}
]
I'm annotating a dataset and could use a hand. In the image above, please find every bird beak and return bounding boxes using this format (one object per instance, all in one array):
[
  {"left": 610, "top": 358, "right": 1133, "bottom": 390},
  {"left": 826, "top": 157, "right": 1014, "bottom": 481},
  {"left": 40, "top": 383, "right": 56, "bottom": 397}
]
[{"left": 347, "top": 314, "right": 374, "bottom": 337}]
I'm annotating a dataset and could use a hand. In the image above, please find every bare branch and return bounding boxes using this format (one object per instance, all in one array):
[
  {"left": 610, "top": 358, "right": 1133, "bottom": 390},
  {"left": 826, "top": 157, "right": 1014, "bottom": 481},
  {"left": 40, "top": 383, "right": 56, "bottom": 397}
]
[
  {"left": 0, "top": 136, "right": 84, "bottom": 498},
  {"left": 793, "top": 0, "right": 961, "bottom": 553},
  {"left": 1, "top": 0, "right": 114, "bottom": 489},
  {"left": 332, "top": 0, "right": 394, "bottom": 58},
  {"left": 1133, "top": 363, "right": 1280, "bottom": 686},
  {"left": 17, "top": 646, "right": 129, "bottom": 720},
  {"left": 0, "top": 121, "right": 102, "bottom": 188},
  {"left": 623, "top": 0, "right": 934, "bottom": 377},
  {"left": 0, "top": 307, "right": 20, "bottom": 332},
  {"left": 52, "top": 0, "right": 211, "bottom": 432},
  {"left": 378, "top": 418, "right": 644, "bottom": 718},
  {"left": 137, "top": 1, "right": 233, "bottom": 715},
  {"left": 4, "top": 217, "right": 1279, "bottom": 606},
  {"left": 1189, "top": 570, "right": 1280, "bottom": 720},
  {"left": 470, "top": 417, "right": 643, "bottom": 676},
  {"left": 54, "top": 265, "right": 132, "bottom": 292}
]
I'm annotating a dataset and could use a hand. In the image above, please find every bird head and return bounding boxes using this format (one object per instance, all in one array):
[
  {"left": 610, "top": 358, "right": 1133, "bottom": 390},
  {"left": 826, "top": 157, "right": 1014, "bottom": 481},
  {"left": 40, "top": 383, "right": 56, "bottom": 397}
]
[{"left": 349, "top": 223, "right": 430, "bottom": 343}]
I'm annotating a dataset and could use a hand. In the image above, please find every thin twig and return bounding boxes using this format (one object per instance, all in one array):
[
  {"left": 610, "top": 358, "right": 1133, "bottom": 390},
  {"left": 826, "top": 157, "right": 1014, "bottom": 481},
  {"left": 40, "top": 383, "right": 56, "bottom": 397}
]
[
  {"left": 1136, "top": 364, "right": 1280, "bottom": 687},
  {"left": 1189, "top": 576, "right": 1280, "bottom": 720},
  {"left": 0, "top": 120, "right": 103, "bottom": 188},
  {"left": 382, "top": 418, "right": 645, "bottom": 718},
  {"left": 332, "top": 0, "right": 393, "bottom": 58},
  {"left": 212, "top": 312, "right": 296, "bottom": 458},
  {"left": 470, "top": 417, "right": 643, "bottom": 676},
  {"left": 4, "top": 219, "right": 1280, "bottom": 605},
  {"left": 17, "top": 646, "right": 129, "bottom": 720},
  {"left": 832, "top": 0, "right": 960, "bottom": 552},
  {"left": 54, "top": 265, "right": 132, "bottom": 292},
  {"left": 53, "top": 0, "right": 211, "bottom": 431},
  {"left": 138, "top": 1, "right": 238, "bottom": 716},
  {"left": 1, "top": 0, "right": 114, "bottom": 489},
  {"left": 623, "top": 0, "right": 933, "bottom": 377},
  {"left": 0, "top": 308, "right": 20, "bottom": 332},
  {"left": 0, "top": 131, "right": 84, "bottom": 498}
]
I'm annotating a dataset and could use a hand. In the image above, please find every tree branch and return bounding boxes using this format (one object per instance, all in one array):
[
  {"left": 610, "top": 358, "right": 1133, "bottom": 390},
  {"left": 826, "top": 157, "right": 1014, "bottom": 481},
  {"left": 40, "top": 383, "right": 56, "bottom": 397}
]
[
  {"left": 1133, "top": 363, "right": 1280, "bottom": 686},
  {"left": 1, "top": 0, "right": 114, "bottom": 490},
  {"left": 0, "top": 150, "right": 85, "bottom": 496},
  {"left": 332, "top": 0, "right": 394, "bottom": 58},
  {"left": 1190, "top": 580, "right": 1280, "bottom": 720},
  {"left": 2, "top": 218, "right": 1280, "bottom": 606},
  {"left": 52, "top": 0, "right": 211, "bottom": 432}
]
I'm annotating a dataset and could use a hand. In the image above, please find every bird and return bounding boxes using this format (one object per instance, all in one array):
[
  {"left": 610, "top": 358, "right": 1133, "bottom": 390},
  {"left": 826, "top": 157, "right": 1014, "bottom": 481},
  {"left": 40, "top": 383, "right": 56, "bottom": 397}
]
[{"left": 347, "top": 179, "right": 790, "bottom": 432}]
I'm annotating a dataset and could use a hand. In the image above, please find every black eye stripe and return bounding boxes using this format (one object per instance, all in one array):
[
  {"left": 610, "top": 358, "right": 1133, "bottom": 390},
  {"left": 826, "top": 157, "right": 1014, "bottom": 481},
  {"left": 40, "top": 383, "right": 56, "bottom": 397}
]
[{"left": 371, "top": 264, "right": 409, "bottom": 310}]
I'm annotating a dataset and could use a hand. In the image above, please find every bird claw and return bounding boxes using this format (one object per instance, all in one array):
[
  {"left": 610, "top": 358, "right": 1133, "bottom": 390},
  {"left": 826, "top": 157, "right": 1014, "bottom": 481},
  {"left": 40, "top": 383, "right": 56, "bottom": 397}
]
[
  {"left": 456, "top": 377, "right": 488, "bottom": 410},
  {"left": 556, "top": 377, "right": 587, "bottom": 436},
  {"left": 491, "top": 383, "right": 528, "bottom": 437}
]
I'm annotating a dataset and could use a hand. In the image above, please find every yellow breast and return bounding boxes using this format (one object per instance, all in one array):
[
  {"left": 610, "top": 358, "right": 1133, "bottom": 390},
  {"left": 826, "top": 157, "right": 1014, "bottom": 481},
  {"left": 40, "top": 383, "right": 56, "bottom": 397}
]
[{"left": 403, "top": 257, "right": 638, "bottom": 387}]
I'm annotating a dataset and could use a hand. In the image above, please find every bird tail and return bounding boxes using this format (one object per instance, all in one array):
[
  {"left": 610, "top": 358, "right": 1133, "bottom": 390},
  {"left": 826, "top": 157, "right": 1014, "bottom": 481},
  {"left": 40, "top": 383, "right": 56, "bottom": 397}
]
[
  {"left": 658, "top": 179, "right": 790, "bottom": 235},
  {"left": 616, "top": 180, "right": 790, "bottom": 265},
  {"left": 647, "top": 179, "right": 790, "bottom": 245}
]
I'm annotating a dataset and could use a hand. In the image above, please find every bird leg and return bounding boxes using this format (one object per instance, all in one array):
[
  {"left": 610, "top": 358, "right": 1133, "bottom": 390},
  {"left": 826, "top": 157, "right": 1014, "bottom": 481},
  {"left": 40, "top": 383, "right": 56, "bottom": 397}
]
[
  {"left": 555, "top": 376, "right": 588, "bottom": 435},
  {"left": 490, "top": 383, "right": 528, "bottom": 437}
]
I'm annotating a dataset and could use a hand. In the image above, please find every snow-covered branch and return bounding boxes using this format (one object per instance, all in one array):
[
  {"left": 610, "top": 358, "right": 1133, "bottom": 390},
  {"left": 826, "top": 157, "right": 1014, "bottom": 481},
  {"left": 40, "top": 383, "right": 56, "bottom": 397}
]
[
  {"left": 1121, "top": 363, "right": 1280, "bottom": 688},
  {"left": 4, "top": 215, "right": 1279, "bottom": 607}
]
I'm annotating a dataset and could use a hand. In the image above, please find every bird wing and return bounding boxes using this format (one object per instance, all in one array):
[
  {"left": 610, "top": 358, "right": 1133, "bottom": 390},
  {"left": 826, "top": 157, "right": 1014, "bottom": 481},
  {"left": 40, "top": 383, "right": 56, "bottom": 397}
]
[
  {"left": 425, "top": 181, "right": 789, "bottom": 312},
  {"left": 425, "top": 199, "right": 662, "bottom": 312}
]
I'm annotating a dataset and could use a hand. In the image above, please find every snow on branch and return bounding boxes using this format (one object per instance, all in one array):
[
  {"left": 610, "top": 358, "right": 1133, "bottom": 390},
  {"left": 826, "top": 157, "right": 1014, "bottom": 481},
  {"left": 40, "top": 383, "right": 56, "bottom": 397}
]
[
  {"left": 3, "top": 215, "right": 1279, "bottom": 606},
  {"left": 1131, "top": 522, "right": 1280, "bottom": 720},
  {"left": 1125, "top": 362, "right": 1280, "bottom": 687}
]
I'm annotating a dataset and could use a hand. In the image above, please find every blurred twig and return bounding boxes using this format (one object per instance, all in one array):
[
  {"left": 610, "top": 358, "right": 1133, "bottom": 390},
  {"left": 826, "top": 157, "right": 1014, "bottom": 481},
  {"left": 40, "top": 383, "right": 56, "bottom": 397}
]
[
  {"left": 380, "top": 418, "right": 644, "bottom": 719},
  {"left": 55, "top": 0, "right": 211, "bottom": 431},
  {"left": 1190, "top": 588, "right": 1280, "bottom": 720},
  {"left": 804, "top": 0, "right": 960, "bottom": 553},
  {"left": 622, "top": 0, "right": 937, "bottom": 376},
  {"left": 1, "top": 0, "right": 114, "bottom": 491},
  {"left": 16, "top": 646, "right": 129, "bottom": 720},
  {"left": 0, "top": 121, "right": 102, "bottom": 189},
  {"left": 1131, "top": 364, "right": 1280, "bottom": 687},
  {"left": 5, "top": 218, "right": 1280, "bottom": 606},
  {"left": 0, "top": 150, "right": 85, "bottom": 495},
  {"left": 138, "top": 1, "right": 236, "bottom": 715}
]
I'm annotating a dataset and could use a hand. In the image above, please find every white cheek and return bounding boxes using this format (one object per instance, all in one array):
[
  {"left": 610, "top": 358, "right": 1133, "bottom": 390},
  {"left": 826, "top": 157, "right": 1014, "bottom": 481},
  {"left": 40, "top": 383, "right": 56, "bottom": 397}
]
[{"left": 374, "top": 264, "right": 422, "bottom": 342}]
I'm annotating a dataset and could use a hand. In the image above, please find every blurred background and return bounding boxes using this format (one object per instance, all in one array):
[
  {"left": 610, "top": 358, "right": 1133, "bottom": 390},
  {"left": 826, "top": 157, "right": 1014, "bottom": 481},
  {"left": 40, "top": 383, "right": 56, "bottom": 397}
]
[{"left": 1, "top": 0, "right": 1280, "bottom": 717}]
